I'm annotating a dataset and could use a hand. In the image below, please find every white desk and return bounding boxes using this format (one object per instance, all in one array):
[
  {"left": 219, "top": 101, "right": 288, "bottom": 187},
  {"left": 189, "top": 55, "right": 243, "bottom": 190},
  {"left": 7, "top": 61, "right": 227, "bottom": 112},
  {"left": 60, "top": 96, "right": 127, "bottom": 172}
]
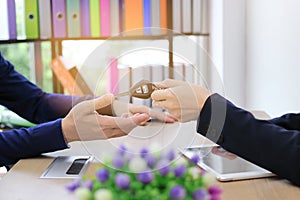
[{"left": 0, "top": 121, "right": 300, "bottom": 200}]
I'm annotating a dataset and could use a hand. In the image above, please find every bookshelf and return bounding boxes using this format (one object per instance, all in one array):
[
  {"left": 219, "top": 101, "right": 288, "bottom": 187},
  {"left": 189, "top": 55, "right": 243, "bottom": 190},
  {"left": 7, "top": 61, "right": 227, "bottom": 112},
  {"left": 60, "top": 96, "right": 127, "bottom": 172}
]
[{"left": 0, "top": 0, "right": 209, "bottom": 94}]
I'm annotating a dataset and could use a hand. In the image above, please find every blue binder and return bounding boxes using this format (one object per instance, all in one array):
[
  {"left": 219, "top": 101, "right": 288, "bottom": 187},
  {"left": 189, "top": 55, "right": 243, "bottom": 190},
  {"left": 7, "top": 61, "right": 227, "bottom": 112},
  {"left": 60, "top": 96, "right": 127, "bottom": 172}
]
[{"left": 143, "top": 0, "right": 151, "bottom": 35}]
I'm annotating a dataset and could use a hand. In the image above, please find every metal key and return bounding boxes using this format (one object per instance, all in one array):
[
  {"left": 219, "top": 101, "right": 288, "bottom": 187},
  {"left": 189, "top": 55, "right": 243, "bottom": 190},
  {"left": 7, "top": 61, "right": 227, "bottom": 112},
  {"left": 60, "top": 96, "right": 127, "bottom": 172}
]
[{"left": 115, "top": 80, "right": 158, "bottom": 99}]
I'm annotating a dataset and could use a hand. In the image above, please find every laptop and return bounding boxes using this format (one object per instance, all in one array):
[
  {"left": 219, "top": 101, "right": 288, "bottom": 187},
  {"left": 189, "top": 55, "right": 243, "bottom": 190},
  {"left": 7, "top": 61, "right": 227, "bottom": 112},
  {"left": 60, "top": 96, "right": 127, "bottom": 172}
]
[{"left": 181, "top": 146, "right": 275, "bottom": 181}]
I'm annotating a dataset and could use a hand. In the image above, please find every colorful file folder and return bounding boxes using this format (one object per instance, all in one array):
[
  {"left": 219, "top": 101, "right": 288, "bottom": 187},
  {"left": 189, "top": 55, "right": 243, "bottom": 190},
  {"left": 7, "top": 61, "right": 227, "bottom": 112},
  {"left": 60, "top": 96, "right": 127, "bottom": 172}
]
[
  {"left": 8, "top": 0, "right": 17, "bottom": 39},
  {"left": 66, "top": 0, "right": 81, "bottom": 38},
  {"left": 52, "top": 0, "right": 67, "bottom": 38},
  {"left": 182, "top": 0, "right": 192, "bottom": 33},
  {"left": 143, "top": 0, "right": 151, "bottom": 35},
  {"left": 90, "top": 0, "right": 101, "bottom": 37},
  {"left": 172, "top": 0, "right": 181, "bottom": 34},
  {"left": 124, "top": 0, "right": 143, "bottom": 35},
  {"left": 0, "top": 0, "right": 9, "bottom": 40},
  {"left": 25, "top": 0, "right": 39, "bottom": 39},
  {"left": 80, "top": 0, "right": 91, "bottom": 37},
  {"left": 100, "top": 0, "right": 110, "bottom": 37},
  {"left": 118, "top": 0, "right": 124, "bottom": 34},
  {"left": 0, "top": 0, "right": 16, "bottom": 40},
  {"left": 38, "top": 0, "right": 52, "bottom": 39},
  {"left": 160, "top": 0, "right": 167, "bottom": 34},
  {"left": 110, "top": 0, "right": 120, "bottom": 36},
  {"left": 150, "top": 0, "right": 160, "bottom": 35}
]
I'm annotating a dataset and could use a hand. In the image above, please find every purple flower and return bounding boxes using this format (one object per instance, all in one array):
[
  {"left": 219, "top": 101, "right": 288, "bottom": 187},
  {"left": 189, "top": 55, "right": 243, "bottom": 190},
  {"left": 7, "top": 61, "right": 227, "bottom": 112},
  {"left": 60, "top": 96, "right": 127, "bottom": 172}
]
[
  {"left": 112, "top": 156, "right": 124, "bottom": 169},
  {"left": 190, "top": 154, "right": 200, "bottom": 165},
  {"left": 192, "top": 189, "right": 207, "bottom": 200},
  {"left": 137, "top": 171, "right": 154, "bottom": 184},
  {"left": 208, "top": 185, "right": 222, "bottom": 196},
  {"left": 66, "top": 179, "right": 81, "bottom": 192},
  {"left": 140, "top": 147, "right": 149, "bottom": 158},
  {"left": 201, "top": 169, "right": 207, "bottom": 175},
  {"left": 169, "top": 185, "right": 186, "bottom": 200},
  {"left": 166, "top": 150, "right": 175, "bottom": 161},
  {"left": 115, "top": 173, "right": 130, "bottom": 190},
  {"left": 82, "top": 180, "right": 94, "bottom": 191},
  {"left": 145, "top": 154, "right": 157, "bottom": 168},
  {"left": 157, "top": 162, "right": 170, "bottom": 176},
  {"left": 96, "top": 168, "right": 110, "bottom": 183},
  {"left": 210, "top": 196, "right": 221, "bottom": 200},
  {"left": 118, "top": 144, "right": 127, "bottom": 156},
  {"left": 173, "top": 165, "right": 187, "bottom": 177}
]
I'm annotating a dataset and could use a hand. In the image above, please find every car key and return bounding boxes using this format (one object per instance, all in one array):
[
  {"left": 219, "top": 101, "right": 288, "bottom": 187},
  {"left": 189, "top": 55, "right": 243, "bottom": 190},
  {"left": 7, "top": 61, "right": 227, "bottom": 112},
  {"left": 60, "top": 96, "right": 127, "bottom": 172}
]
[{"left": 115, "top": 80, "right": 158, "bottom": 99}]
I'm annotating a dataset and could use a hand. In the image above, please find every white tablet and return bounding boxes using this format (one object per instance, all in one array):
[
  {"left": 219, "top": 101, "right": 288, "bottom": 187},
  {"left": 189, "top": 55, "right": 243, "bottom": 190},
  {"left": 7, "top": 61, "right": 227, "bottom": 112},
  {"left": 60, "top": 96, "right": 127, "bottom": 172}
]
[{"left": 181, "top": 146, "right": 275, "bottom": 181}]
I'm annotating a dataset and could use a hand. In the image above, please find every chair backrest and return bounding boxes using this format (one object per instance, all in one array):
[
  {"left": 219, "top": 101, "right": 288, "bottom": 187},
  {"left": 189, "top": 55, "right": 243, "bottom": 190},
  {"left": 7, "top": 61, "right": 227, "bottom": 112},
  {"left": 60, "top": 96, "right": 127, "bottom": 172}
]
[{"left": 50, "top": 57, "right": 93, "bottom": 96}]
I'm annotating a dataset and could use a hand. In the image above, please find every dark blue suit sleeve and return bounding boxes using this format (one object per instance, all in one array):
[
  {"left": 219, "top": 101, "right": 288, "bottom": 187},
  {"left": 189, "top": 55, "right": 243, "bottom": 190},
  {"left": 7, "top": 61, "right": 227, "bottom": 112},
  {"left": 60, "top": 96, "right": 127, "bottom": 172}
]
[
  {"left": 268, "top": 113, "right": 300, "bottom": 131},
  {"left": 0, "top": 54, "right": 92, "bottom": 124},
  {"left": 0, "top": 119, "right": 68, "bottom": 166},
  {"left": 197, "top": 94, "right": 300, "bottom": 186},
  {"left": 0, "top": 54, "right": 93, "bottom": 166}
]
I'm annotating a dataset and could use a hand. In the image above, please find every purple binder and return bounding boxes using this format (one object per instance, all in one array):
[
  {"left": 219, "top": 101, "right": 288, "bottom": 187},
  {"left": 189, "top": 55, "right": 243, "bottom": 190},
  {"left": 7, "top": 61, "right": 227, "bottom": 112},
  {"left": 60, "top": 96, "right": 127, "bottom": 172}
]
[
  {"left": 52, "top": 0, "right": 67, "bottom": 38},
  {"left": 119, "top": 0, "right": 124, "bottom": 34},
  {"left": 80, "top": 0, "right": 90, "bottom": 37},
  {"left": 7, "top": 0, "right": 17, "bottom": 39}
]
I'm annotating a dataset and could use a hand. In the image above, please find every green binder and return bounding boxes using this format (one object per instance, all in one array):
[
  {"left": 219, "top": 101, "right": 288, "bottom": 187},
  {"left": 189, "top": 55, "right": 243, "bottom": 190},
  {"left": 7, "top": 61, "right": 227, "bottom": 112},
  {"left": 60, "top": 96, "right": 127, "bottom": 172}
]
[
  {"left": 90, "top": 0, "right": 101, "bottom": 37},
  {"left": 25, "top": 0, "right": 39, "bottom": 39}
]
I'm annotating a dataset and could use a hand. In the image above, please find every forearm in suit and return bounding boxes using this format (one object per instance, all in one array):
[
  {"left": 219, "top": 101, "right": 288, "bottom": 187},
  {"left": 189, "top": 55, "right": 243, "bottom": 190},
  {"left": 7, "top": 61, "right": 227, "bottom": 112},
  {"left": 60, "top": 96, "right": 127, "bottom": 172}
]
[
  {"left": 197, "top": 94, "right": 300, "bottom": 186},
  {"left": 0, "top": 119, "right": 68, "bottom": 166},
  {"left": 268, "top": 113, "right": 300, "bottom": 131}
]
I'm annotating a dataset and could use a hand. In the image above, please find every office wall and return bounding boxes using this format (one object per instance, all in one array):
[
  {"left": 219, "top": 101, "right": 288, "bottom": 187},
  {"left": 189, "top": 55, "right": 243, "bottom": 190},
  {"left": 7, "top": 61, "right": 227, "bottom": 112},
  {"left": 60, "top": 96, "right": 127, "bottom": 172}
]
[
  {"left": 246, "top": 0, "right": 300, "bottom": 117},
  {"left": 210, "top": 0, "right": 300, "bottom": 117},
  {"left": 209, "top": 0, "right": 246, "bottom": 107}
]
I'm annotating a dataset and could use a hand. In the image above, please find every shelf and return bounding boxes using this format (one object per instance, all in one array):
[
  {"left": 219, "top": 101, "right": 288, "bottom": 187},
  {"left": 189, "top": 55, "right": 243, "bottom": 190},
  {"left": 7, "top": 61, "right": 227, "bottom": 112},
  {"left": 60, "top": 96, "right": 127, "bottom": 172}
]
[
  {"left": 174, "top": 33, "right": 209, "bottom": 37},
  {"left": 0, "top": 35, "right": 168, "bottom": 44},
  {"left": 0, "top": 33, "right": 209, "bottom": 45},
  {"left": 0, "top": 39, "right": 52, "bottom": 44},
  {"left": 54, "top": 35, "right": 170, "bottom": 41}
]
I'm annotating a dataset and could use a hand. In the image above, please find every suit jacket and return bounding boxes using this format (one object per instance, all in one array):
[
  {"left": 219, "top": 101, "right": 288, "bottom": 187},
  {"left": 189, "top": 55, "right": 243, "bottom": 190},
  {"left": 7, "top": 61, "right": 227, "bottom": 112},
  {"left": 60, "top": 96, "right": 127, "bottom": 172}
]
[
  {"left": 197, "top": 94, "right": 300, "bottom": 186},
  {"left": 0, "top": 54, "right": 91, "bottom": 166}
]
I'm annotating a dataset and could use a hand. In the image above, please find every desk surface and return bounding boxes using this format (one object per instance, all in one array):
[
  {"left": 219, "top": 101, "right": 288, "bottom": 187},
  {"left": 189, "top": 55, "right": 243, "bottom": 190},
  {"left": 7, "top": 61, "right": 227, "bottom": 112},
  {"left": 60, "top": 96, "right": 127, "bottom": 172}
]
[{"left": 0, "top": 121, "right": 299, "bottom": 200}]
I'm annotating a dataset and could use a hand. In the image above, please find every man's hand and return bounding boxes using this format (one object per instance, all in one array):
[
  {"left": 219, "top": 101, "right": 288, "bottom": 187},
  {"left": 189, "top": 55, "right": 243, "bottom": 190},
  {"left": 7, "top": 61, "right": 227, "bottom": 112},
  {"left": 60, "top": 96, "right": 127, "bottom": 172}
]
[
  {"left": 151, "top": 79, "right": 210, "bottom": 122},
  {"left": 211, "top": 146, "right": 237, "bottom": 160},
  {"left": 62, "top": 94, "right": 150, "bottom": 143},
  {"left": 112, "top": 99, "right": 177, "bottom": 124}
]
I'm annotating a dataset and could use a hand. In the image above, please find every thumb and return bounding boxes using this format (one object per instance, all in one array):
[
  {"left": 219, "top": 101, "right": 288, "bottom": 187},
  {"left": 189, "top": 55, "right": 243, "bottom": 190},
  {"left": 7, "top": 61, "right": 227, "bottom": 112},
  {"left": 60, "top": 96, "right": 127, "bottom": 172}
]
[
  {"left": 93, "top": 94, "right": 114, "bottom": 111},
  {"left": 154, "top": 82, "right": 168, "bottom": 89},
  {"left": 155, "top": 79, "right": 185, "bottom": 89}
]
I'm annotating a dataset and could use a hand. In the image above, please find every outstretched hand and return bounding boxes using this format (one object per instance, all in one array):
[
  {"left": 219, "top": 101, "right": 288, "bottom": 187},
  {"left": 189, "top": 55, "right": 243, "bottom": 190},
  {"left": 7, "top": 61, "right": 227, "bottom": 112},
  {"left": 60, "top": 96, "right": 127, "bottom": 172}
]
[{"left": 62, "top": 94, "right": 150, "bottom": 143}]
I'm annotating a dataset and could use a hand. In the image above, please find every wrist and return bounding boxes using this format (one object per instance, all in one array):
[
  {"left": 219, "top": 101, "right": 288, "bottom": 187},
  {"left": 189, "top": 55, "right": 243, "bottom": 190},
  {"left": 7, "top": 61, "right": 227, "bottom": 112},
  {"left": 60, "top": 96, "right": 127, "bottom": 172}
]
[
  {"left": 191, "top": 84, "right": 210, "bottom": 111},
  {"left": 61, "top": 117, "right": 79, "bottom": 143}
]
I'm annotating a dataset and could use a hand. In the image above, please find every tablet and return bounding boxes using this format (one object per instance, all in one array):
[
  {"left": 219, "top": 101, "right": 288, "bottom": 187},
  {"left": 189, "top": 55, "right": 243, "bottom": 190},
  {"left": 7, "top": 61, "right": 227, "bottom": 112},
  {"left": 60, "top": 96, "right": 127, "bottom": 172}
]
[{"left": 181, "top": 146, "right": 275, "bottom": 181}]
